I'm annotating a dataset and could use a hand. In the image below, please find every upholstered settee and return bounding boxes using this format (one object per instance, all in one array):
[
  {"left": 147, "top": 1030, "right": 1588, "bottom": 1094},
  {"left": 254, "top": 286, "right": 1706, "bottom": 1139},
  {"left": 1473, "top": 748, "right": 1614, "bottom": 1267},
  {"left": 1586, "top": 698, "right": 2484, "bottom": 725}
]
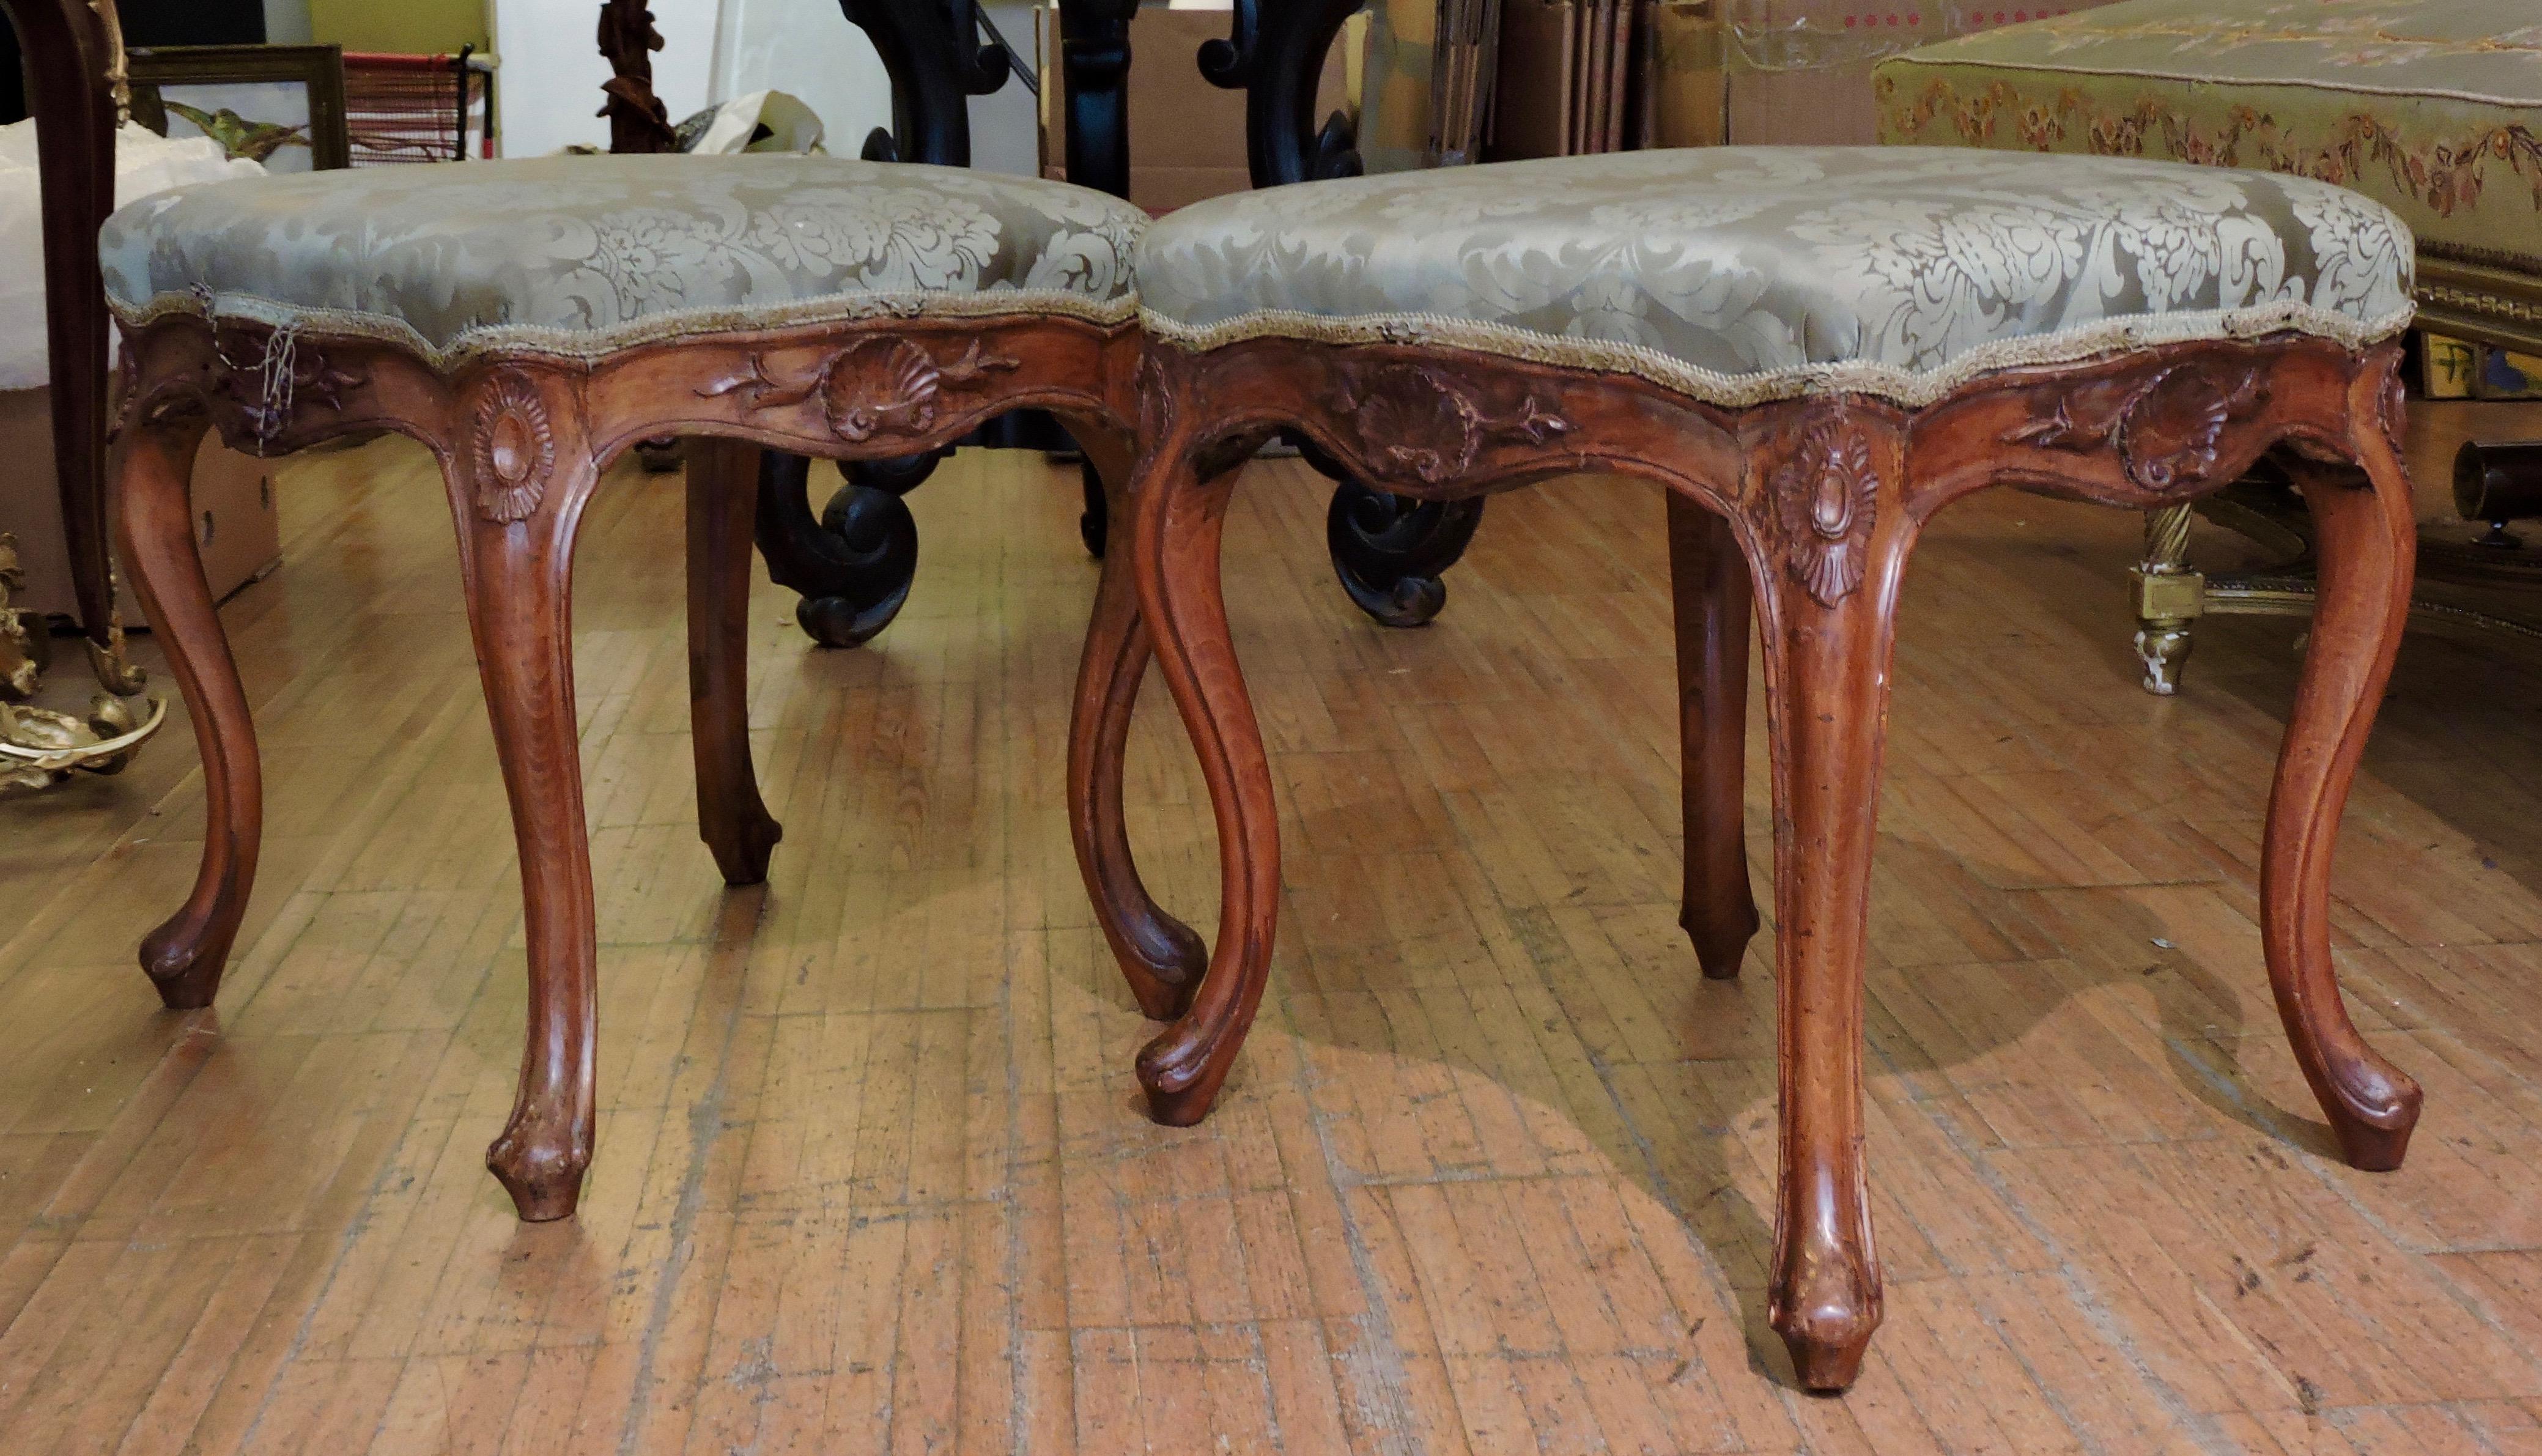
[{"left": 1874, "top": 0, "right": 2542, "bottom": 689}]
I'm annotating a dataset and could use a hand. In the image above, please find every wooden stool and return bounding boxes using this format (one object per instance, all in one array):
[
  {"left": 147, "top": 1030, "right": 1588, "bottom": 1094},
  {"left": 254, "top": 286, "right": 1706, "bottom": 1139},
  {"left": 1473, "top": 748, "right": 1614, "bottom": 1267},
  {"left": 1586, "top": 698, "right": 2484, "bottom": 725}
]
[
  {"left": 105, "top": 153, "right": 1152, "bottom": 1221},
  {"left": 1079, "top": 146, "right": 2425, "bottom": 1390}
]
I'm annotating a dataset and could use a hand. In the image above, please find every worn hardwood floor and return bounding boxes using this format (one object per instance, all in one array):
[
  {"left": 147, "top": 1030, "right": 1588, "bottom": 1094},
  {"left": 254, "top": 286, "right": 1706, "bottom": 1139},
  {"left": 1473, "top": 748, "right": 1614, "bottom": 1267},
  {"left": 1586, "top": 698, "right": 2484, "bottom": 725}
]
[{"left": 6, "top": 404, "right": 2542, "bottom": 1453}]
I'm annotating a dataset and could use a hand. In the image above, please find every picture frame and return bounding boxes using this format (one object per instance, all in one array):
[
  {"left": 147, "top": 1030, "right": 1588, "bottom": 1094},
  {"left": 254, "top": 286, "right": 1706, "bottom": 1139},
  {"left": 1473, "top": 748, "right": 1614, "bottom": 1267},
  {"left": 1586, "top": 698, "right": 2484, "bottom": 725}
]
[{"left": 128, "top": 44, "right": 352, "bottom": 172}]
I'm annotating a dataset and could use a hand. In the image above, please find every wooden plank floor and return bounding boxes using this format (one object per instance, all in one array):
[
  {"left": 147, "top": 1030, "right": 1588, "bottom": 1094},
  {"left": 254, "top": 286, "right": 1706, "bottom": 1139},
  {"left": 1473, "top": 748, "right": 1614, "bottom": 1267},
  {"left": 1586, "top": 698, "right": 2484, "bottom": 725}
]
[{"left": 7, "top": 409, "right": 2542, "bottom": 1454}]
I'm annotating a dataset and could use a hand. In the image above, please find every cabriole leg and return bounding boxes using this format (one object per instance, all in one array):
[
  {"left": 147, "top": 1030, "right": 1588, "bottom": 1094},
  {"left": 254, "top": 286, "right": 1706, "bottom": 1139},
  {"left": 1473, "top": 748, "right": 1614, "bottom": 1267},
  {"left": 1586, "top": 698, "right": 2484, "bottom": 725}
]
[
  {"left": 2262, "top": 393, "right": 2423, "bottom": 1170},
  {"left": 1124, "top": 435, "right": 1279, "bottom": 1124},
  {"left": 1066, "top": 426, "right": 1208, "bottom": 1018},
  {"left": 441, "top": 382, "right": 604, "bottom": 1222},
  {"left": 114, "top": 413, "right": 256, "bottom": 1010}
]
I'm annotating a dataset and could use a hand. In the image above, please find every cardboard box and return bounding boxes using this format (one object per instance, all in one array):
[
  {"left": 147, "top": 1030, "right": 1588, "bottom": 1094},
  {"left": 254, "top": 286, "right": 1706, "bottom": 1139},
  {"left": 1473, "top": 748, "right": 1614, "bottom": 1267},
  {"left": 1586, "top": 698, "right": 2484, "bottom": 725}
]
[
  {"left": 0, "top": 386, "right": 281, "bottom": 627},
  {"left": 1041, "top": 3, "right": 1349, "bottom": 212}
]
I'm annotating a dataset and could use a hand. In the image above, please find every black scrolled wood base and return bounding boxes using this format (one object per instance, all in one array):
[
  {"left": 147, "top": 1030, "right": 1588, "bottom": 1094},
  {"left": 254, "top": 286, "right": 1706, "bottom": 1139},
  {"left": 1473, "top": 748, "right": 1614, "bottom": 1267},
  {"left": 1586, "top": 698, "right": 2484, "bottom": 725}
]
[
  {"left": 1203, "top": 0, "right": 1486, "bottom": 629},
  {"left": 752, "top": 452, "right": 919, "bottom": 648},
  {"left": 1322, "top": 470, "right": 1485, "bottom": 627}
]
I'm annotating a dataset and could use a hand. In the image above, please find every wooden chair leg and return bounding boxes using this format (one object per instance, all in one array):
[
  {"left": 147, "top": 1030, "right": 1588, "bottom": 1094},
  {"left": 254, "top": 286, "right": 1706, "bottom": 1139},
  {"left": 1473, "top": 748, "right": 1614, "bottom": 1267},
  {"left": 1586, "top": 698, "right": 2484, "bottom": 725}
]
[
  {"left": 1744, "top": 435, "right": 1916, "bottom": 1393},
  {"left": 687, "top": 438, "right": 781, "bottom": 886},
  {"left": 1067, "top": 429, "right": 1206, "bottom": 1019},
  {"left": 2266, "top": 422, "right": 2423, "bottom": 1171},
  {"left": 1124, "top": 440, "right": 1279, "bottom": 1125},
  {"left": 113, "top": 415, "right": 257, "bottom": 1010},
  {"left": 1668, "top": 490, "right": 1759, "bottom": 980},
  {"left": 441, "top": 416, "right": 604, "bottom": 1222}
]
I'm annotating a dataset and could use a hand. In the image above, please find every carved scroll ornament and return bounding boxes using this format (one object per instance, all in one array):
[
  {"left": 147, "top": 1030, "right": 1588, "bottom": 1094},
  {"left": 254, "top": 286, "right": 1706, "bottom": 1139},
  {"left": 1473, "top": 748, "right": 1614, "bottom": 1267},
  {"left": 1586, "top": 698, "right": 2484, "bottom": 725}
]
[
  {"left": 2012, "top": 363, "right": 2270, "bottom": 493},
  {"left": 1334, "top": 366, "right": 1571, "bottom": 487}
]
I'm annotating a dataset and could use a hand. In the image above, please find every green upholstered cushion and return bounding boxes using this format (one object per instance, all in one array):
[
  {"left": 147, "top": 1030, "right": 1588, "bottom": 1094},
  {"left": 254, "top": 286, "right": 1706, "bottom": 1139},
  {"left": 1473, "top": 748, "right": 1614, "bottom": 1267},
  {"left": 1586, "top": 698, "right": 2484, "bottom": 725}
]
[
  {"left": 1876, "top": 0, "right": 2542, "bottom": 274},
  {"left": 1136, "top": 146, "right": 2413, "bottom": 407},
  {"left": 100, "top": 153, "right": 1147, "bottom": 363}
]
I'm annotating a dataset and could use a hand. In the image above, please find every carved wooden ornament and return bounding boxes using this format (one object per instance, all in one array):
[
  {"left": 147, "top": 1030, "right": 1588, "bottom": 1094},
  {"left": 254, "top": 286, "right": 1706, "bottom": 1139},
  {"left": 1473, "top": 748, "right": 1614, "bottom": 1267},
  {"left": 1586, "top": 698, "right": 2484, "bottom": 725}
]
[
  {"left": 210, "top": 327, "right": 366, "bottom": 451},
  {"left": 471, "top": 371, "right": 558, "bottom": 524},
  {"left": 1336, "top": 367, "right": 1570, "bottom": 486},
  {"left": 1770, "top": 404, "right": 1880, "bottom": 607},
  {"left": 2012, "top": 363, "right": 2269, "bottom": 492},
  {"left": 701, "top": 337, "right": 1021, "bottom": 443}
]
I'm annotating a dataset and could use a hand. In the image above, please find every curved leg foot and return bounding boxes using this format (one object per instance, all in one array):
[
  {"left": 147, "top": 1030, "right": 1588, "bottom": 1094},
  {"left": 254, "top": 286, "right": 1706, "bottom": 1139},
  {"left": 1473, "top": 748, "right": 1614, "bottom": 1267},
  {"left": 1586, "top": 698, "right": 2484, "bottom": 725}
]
[
  {"left": 1128, "top": 436, "right": 1279, "bottom": 1125},
  {"left": 1668, "top": 492, "right": 1759, "bottom": 980},
  {"left": 114, "top": 414, "right": 257, "bottom": 1011},
  {"left": 442, "top": 391, "right": 603, "bottom": 1221},
  {"left": 1320, "top": 464, "right": 1484, "bottom": 628},
  {"left": 1743, "top": 408, "right": 1915, "bottom": 1392},
  {"left": 2266, "top": 406, "right": 2423, "bottom": 1170},
  {"left": 752, "top": 453, "right": 919, "bottom": 649},
  {"left": 687, "top": 439, "right": 781, "bottom": 886},
  {"left": 1065, "top": 426, "right": 1206, "bottom": 1018}
]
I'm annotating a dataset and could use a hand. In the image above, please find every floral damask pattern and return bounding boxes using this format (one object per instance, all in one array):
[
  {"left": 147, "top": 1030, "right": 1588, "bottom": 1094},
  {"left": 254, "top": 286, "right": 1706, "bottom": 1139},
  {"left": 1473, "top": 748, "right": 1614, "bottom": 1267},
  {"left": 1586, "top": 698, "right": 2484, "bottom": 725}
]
[
  {"left": 1874, "top": 0, "right": 2542, "bottom": 269},
  {"left": 101, "top": 154, "right": 1146, "bottom": 363},
  {"left": 1137, "top": 146, "right": 2413, "bottom": 407}
]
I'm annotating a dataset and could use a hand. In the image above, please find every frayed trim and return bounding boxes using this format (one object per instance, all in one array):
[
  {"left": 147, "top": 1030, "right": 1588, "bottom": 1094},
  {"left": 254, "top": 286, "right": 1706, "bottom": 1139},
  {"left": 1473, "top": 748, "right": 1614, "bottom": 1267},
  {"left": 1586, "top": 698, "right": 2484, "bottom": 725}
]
[{"left": 1139, "top": 300, "right": 2416, "bottom": 408}]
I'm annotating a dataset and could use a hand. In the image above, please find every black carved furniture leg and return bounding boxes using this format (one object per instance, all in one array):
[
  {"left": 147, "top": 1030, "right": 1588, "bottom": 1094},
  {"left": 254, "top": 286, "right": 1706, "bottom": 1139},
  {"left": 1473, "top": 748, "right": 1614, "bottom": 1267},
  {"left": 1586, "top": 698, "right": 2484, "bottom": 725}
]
[
  {"left": 1203, "top": 0, "right": 1484, "bottom": 628},
  {"left": 752, "top": 451, "right": 920, "bottom": 649}
]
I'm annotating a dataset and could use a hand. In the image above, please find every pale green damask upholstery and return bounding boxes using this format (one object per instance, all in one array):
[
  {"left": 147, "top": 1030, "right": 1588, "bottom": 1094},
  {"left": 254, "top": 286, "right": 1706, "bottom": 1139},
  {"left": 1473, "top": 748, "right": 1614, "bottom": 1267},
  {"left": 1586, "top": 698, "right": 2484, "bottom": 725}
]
[
  {"left": 100, "top": 154, "right": 1147, "bottom": 364},
  {"left": 1136, "top": 146, "right": 2414, "bottom": 407}
]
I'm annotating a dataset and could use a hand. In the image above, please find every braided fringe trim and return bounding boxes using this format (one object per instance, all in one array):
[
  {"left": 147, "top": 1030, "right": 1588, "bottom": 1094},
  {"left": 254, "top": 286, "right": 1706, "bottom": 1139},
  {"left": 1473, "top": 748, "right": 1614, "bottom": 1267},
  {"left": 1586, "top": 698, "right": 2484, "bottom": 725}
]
[{"left": 1140, "top": 300, "right": 2415, "bottom": 410}]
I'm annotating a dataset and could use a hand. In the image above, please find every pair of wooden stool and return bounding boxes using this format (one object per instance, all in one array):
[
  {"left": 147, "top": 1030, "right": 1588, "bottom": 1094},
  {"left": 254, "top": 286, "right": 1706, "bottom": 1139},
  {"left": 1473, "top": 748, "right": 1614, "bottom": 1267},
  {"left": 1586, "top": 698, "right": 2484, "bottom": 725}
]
[{"left": 109, "top": 146, "right": 2422, "bottom": 1389}]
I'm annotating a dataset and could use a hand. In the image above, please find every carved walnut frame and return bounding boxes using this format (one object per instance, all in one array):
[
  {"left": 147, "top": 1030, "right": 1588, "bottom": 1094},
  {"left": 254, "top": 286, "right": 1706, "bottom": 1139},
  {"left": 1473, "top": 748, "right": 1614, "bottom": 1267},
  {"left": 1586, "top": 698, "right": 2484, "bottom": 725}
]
[
  {"left": 111, "top": 308, "right": 1153, "bottom": 1222},
  {"left": 1077, "top": 330, "right": 2422, "bottom": 1392}
]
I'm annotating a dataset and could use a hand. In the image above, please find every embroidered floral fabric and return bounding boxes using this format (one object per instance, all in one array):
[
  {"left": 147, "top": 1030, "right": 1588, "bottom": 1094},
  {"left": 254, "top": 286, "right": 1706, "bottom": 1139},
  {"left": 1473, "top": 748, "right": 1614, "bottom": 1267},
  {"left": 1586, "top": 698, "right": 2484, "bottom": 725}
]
[
  {"left": 100, "top": 154, "right": 1147, "bottom": 364},
  {"left": 1875, "top": 0, "right": 2542, "bottom": 273},
  {"left": 1136, "top": 147, "right": 2413, "bottom": 407}
]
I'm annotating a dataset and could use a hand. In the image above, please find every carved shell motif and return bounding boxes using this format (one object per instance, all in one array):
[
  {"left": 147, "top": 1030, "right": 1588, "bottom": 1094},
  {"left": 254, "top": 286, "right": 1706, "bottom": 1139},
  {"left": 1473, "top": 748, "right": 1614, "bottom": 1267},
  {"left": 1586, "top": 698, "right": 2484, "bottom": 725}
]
[
  {"left": 698, "top": 338, "right": 1019, "bottom": 445},
  {"left": 2012, "top": 364, "right": 2268, "bottom": 493},
  {"left": 1771, "top": 406, "right": 1880, "bottom": 607},
  {"left": 470, "top": 371, "right": 557, "bottom": 524},
  {"left": 1342, "top": 368, "right": 1570, "bottom": 487}
]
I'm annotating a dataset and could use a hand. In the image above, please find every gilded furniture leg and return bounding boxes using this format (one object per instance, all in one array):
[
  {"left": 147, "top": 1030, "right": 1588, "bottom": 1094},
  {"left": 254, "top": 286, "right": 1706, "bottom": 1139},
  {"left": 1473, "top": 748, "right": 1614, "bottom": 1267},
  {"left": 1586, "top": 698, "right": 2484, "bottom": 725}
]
[
  {"left": 1123, "top": 431, "right": 1280, "bottom": 1125},
  {"left": 2134, "top": 503, "right": 2204, "bottom": 694},
  {"left": 1066, "top": 425, "right": 1208, "bottom": 1019},
  {"left": 440, "top": 383, "right": 605, "bottom": 1222},
  {"left": 1735, "top": 413, "right": 1915, "bottom": 1394},
  {"left": 2261, "top": 388, "right": 2424, "bottom": 1170},
  {"left": 1666, "top": 491, "right": 1759, "bottom": 978},
  {"left": 685, "top": 438, "right": 782, "bottom": 886},
  {"left": 113, "top": 412, "right": 251, "bottom": 1010}
]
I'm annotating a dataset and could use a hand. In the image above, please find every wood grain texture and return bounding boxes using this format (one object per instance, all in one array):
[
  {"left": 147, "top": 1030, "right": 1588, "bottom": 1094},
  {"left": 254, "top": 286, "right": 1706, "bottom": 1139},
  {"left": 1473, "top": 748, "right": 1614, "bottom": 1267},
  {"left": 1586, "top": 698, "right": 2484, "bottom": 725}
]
[
  {"left": 1106, "top": 331, "right": 2424, "bottom": 1391},
  {"left": 685, "top": 437, "right": 783, "bottom": 887},
  {"left": 109, "top": 311, "right": 1140, "bottom": 1219},
  {"left": 19, "top": 412, "right": 2542, "bottom": 1447},
  {"left": 1668, "top": 493, "right": 1761, "bottom": 980}
]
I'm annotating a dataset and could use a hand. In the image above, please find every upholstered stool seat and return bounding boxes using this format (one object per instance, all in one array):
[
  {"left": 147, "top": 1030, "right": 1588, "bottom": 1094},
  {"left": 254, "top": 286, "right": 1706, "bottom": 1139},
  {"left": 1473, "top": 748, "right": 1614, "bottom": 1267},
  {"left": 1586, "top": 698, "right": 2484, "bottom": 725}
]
[
  {"left": 106, "top": 153, "right": 1158, "bottom": 1227},
  {"left": 1090, "top": 145, "right": 2425, "bottom": 1394},
  {"left": 100, "top": 153, "right": 1145, "bottom": 360},
  {"left": 1137, "top": 146, "right": 2413, "bottom": 405}
]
